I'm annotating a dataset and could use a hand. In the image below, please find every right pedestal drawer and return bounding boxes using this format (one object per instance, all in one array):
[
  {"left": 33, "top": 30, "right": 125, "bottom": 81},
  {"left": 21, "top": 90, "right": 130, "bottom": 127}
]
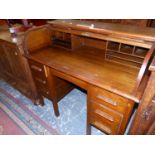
[{"left": 88, "top": 86, "right": 135, "bottom": 134}]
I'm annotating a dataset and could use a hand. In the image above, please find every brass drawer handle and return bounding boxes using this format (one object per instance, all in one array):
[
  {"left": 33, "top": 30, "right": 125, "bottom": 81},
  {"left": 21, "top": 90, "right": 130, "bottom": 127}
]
[
  {"left": 31, "top": 65, "right": 42, "bottom": 72},
  {"left": 95, "top": 109, "right": 114, "bottom": 122},
  {"left": 93, "top": 121, "right": 111, "bottom": 134},
  {"left": 46, "top": 91, "right": 49, "bottom": 95},
  {"left": 35, "top": 77, "right": 47, "bottom": 84},
  {"left": 62, "top": 65, "right": 70, "bottom": 70},
  {"left": 97, "top": 94, "right": 118, "bottom": 106},
  {"left": 14, "top": 52, "right": 18, "bottom": 56},
  {"left": 81, "top": 32, "right": 90, "bottom": 37},
  {"left": 40, "top": 89, "right": 49, "bottom": 95}
]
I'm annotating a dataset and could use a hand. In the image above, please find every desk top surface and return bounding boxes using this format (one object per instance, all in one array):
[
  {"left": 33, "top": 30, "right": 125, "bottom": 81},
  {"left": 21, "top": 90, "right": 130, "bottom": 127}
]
[
  {"left": 49, "top": 19, "right": 155, "bottom": 42},
  {"left": 26, "top": 46, "right": 140, "bottom": 102}
]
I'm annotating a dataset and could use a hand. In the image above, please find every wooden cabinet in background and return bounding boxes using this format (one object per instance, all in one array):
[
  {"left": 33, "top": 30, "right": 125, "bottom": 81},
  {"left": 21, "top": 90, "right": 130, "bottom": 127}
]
[
  {"left": 0, "top": 33, "right": 39, "bottom": 103},
  {"left": 2, "top": 42, "right": 26, "bottom": 82},
  {"left": 0, "top": 40, "right": 26, "bottom": 81},
  {"left": 0, "top": 42, "right": 12, "bottom": 75}
]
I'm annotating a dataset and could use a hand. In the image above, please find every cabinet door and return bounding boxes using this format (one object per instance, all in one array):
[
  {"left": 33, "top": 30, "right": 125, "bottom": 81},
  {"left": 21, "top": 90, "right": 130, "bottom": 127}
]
[
  {"left": 0, "top": 43, "right": 12, "bottom": 75},
  {"left": 4, "top": 44, "right": 26, "bottom": 82}
]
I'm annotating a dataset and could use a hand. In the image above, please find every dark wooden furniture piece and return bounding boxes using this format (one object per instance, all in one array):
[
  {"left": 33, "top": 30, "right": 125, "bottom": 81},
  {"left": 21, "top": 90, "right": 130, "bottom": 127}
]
[
  {"left": 23, "top": 20, "right": 155, "bottom": 134},
  {"left": 5, "top": 19, "right": 47, "bottom": 27},
  {"left": 129, "top": 57, "right": 155, "bottom": 134},
  {"left": 0, "top": 29, "right": 38, "bottom": 102}
]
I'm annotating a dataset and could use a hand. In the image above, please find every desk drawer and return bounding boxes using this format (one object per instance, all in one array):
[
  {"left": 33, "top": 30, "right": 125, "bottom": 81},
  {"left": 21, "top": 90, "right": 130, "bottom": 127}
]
[
  {"left": 38, "top": 87, "right": 51, "bottom": 99},
  {"left": 29, "top": 60, "right": 47, "bottom": 79},
  {"left": 33, "top": 76, "right": 51, "bottom": 99},
  {"left": 34, "top": 76, "right": 48, "bottom": 90},
  {"left": 89, "top": 86, "right": 131, "bottom": 114},
  {"left": 89, "top": 100, "right": 123, "bottom": 134}
]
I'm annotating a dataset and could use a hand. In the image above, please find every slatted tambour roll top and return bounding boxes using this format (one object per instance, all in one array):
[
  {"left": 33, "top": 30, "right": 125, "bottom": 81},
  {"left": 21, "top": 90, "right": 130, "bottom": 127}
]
[{"left": 23, "top": 25, "right": 52, "bottom": 54}]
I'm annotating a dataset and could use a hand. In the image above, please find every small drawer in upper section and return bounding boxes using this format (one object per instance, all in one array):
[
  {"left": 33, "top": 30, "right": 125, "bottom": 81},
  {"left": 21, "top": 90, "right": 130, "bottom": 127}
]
[
  {"left": 51, "top": 30, "right": 72, "bottom": 50},
  {"left": 105, "top": 41, "right": 149, "bottom": 69}
]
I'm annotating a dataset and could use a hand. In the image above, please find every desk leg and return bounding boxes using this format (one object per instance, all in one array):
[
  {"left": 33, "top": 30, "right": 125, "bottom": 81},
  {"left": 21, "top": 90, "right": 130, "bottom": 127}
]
[
  {"left": 45, "top": 66, "right": 60, "bottom": 117},
  {"left": 87, "top": 94, "right": 91, "bottom": 135},
  {"left": 53, "top": 101, "right": 60, "bottom": 117},
  {"left": 86, "top": 123, "right": 92, "bottom": 135},
  {"left": 34, "top": 96, "right": 44, "bottom": 106}
]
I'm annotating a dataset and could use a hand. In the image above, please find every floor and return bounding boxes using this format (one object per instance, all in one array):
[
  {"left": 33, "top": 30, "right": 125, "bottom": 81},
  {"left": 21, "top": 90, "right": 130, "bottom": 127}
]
[{"left": 0, "top": 79, "right": 135, "bottom": 135}]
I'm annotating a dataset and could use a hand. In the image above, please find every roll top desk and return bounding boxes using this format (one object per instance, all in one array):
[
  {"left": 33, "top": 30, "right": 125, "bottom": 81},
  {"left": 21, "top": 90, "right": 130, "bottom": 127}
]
[{"left": 23, "top": 20, "right": 155, "bottom": 134}]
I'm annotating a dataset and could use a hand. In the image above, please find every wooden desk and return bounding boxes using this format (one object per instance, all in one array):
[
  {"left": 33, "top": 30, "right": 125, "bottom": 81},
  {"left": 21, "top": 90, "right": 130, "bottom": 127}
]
[{"left": 23, "top": 20, "right": 155, "bottom": 134}]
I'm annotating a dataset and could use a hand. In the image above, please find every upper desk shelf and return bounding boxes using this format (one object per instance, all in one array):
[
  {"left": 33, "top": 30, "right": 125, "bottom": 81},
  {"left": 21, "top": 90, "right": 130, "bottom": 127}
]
[
  {"left": 48, "top": 19, "right": 155, "bottom": 69},
  {"left": 24, "top": 20, "right": 155, "bottom": 102},
  {"left": 48, "top": 19, "right": 155, "bottom": 48}
]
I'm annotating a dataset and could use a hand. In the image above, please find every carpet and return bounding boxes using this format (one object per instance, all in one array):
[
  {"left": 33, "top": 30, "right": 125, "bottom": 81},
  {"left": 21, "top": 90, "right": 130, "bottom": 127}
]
[
  {"left": 0, "top": 79, "right": 104, "bottom": 135},
  {"left": 0, "top": 87, "right": 59, "bottom": 135}
]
